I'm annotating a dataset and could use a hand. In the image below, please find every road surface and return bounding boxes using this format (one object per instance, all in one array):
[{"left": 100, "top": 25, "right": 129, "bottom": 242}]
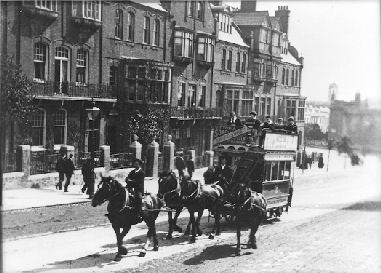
[{"left": 3, "top": 152, "right": 381, "bottom": 272}]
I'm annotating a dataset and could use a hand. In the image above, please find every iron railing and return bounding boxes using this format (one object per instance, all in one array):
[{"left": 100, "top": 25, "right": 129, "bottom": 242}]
[
  {"left": 30, "top": 81, "right": 117, "bottom": 99},
  {"left": 170, "top": 107, "right": 220, "bottom": 119},
  {"left": 30, "top": 150, "right": 60, "bottom": 175},
  {"left": 110, "top": 152, "right": 134, "bottom": 170}
]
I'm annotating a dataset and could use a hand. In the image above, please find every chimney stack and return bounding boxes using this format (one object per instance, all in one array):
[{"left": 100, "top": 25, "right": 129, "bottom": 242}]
[
  {"left": 240, "top": 1, "right": 257, "bottom": 12},
  {"left": 275, "top": 6, "right": 290, "bottom": 34}
]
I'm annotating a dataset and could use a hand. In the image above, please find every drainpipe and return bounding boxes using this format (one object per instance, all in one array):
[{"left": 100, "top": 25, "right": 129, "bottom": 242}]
[{"left": 98, "top": 6, "right": 103, "bottom": 84}]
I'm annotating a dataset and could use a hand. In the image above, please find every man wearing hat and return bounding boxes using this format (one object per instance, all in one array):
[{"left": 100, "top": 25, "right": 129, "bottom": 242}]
[
  {"left": 275, "top": 117, "right": 284, "bottom": 129},
  {"left": 126, "top": 158, "right": 145, "bottom": 220},
  {"left": 245, "top": 111, "right": 261, "bottom": 130},
  {"left": 175, "top": 150, "right": 186, "bottom": 179},
  {"left": 286, "top": 116, "right": 298, "bottom": 133},
  {"left": 262, "top": 115, "right": 274, "bottom": 130}
]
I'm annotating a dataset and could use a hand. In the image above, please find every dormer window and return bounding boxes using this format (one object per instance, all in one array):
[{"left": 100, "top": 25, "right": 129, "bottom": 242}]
[
  {"left": 219, "top": 13, "right": 232, "bottom": 34},
  {"left": 35, "top": 0, "right": 57, "bottom": 11}
]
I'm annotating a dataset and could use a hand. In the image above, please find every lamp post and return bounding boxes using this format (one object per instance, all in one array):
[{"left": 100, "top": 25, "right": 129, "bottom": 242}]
[{"left": 85, "top": 99, "right": 100, "bottom": 160}]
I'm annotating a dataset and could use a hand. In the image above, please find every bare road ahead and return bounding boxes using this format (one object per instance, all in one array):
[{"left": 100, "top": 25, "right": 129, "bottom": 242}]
[{"left": 3, "top": 153, "right": 381, "bottom": 273}]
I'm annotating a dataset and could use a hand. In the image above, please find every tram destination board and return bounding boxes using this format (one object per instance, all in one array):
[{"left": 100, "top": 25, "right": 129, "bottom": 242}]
[{"left": 263, "top": 132, "right": 298, "bottom": 151}]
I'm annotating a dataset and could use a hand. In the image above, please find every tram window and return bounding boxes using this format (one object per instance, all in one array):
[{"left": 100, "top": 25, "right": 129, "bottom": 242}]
[
  {"left": 265, "top": 163, "right": 271, "bottom": 181},
  {"left": 271, "top": 162, "right": 279, "bottom": 180},
  {"left": 283, "top": 162, "right": 291, "bottom": 179},
  {"left": 279, "top": 161, "right": 285, "bottom": 180}
]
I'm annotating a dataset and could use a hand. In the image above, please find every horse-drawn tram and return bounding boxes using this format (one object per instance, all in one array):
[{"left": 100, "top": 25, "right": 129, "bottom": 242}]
[{"left": 214, "top": 129, "right": 299, "bottom": 218}]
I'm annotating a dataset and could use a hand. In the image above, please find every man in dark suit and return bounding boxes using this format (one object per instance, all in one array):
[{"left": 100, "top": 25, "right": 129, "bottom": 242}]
[
  {"left": 175, "top": 151, "right": 186, "bottom": 179},
  {"left": 126, "top": 159, "right": 145, "bottom": 218},
  {"left": 55, "top": 154, "right": 66, "bottom": 190},
  {"left": 215, "top": 157, "right": 233, "bottom": 183},
  {"left": 262, "top": 115, "right": 274, "bottom": 130},
  {"left": 64, "top": 154, "right": 75, "bottom": 192},
  {"left": 245, "top": 111, "right": 261, "bottom": 130}
]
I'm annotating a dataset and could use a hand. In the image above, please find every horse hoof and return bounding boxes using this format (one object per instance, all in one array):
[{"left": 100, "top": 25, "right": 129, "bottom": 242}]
[
  {"left": 118, "top": 246, "right": 128, "bottom": 255},
  {"left": 139, "top": 251, "right": 146, "bottom": 257},
  {"left": 166, "top": 234, "right": 173, "bottom": 240},
  {"left": 153, "top": 246, "right": 159, "bottom": 251},
  {"left": 189, "top": 238, "right": 196, "bottom": 244},
  {"left": 184, "top": 231, "right": 190, "bottom": 237},
  {"left": 208, "top": 234, "right": 215, "bottom": 240},
  {"left": 114, "top": 254, "right": 122, "bottom": 262}
]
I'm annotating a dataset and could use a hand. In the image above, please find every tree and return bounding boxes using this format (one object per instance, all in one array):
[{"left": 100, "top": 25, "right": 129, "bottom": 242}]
[{"left": 0, "top": 57, "right": 37, "bottom": 150}]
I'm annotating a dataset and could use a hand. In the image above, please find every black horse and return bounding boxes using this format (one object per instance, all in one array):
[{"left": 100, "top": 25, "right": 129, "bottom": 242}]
[
  {"left": 233, "top": 184, "right": 267, "bottom": 255},
  {"left": 158, "top": 171, "right": 185, "bottom": 239},
  {"left": 91, "top": 175, "right": 163, "bottom": 261},
  {"left": 180, "top": 177, "right": 224, "bottom": 243}
]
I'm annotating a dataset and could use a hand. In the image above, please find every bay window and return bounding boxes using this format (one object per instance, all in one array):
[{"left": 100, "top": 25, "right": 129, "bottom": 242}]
[
  {"left": 298, "top": 100, "right": 305, "bottom": 121},
  {"left": 286, "top": 99, "right": 297, "bottom": 118},
  {"left": 76, "top": 49, "right": 88, "bottom": 85},
  {"left": 72, "top": 1, "right": 101, "bottom": 21},
  {"left": 174, "top": 30, "right": 194, "bottom": 58},
  {"left": 241, "top": 90, "right": 253, "bottom": 117},
  {"left": 197, "top": 36, "right": 214, "bottom": 62},
  {"left": 35, "top": 0, "right": 57, "bottom": 11},
  {"left": 34, "top": 43, "right": 48, "bottom": 82}
]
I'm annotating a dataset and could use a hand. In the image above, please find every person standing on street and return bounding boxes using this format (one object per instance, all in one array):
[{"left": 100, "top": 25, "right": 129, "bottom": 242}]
[
  {"left": 64, "top": 154, "right": 75, "bottom": 192},
  {"left": 55, "top": 153, "right": 66, "bottom": 190},
  {"left": 175, "top": 151, "right": 186, "bottom": 180},
  {"left": 125, "top": 159, "right": 145, "bottom": 221},
  {"left": 186, "top": 154, "right": 195, "bottom": 179},
  {"left": 82, "top": 157, "right": 95, "bottom": 198}
]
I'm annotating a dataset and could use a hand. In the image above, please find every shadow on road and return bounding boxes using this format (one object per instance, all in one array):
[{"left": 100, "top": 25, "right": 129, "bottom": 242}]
[
  {"left": 183, "top": 244, "right": 238, "bottom": 265},
  {"left": 342, "top": 201, "right": 381, "bottom": 212}
]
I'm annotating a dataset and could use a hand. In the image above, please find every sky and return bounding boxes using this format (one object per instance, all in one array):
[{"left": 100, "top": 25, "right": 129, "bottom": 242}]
[{"left": 226, "top": 0, "right": 381, "bottom": 104}]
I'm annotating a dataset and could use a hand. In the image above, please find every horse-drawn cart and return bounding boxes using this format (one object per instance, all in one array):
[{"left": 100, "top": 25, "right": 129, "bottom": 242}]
[{"left": 214, "top": 129, "right": 298, "bottom": 218}]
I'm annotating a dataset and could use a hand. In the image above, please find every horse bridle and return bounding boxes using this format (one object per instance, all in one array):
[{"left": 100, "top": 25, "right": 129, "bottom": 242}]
[
  {"left": 181, "top": 180, "right": 201, "bottom": 201},
  {"left": 159, "top": 173, "right": 181, "bottom": 200}
]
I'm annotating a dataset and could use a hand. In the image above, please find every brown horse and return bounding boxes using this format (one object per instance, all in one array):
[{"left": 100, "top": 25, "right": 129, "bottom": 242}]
[
  {"left": 91, "top": 176, "right": 163, "bottom": 261},
  {"left": 180, "top": 177, "right": 224, "bottom": 243},
  {"left": 233, "top": 184, "right": 267, "bottom": 255}
]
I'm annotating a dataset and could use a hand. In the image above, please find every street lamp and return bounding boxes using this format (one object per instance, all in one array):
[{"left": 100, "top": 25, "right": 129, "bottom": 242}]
[{"left": 86, "top": 99, "right": 100, "bottom": 160}]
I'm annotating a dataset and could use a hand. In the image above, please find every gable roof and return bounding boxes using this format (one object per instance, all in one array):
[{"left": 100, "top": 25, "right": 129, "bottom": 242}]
[{"left": 218, "top": 23, "right": 249, "bottom": 47}]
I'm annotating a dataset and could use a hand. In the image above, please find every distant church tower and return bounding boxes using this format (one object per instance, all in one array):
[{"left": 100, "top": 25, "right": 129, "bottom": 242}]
[{"left": 328, "top": 83, "right": 338, "bottom": 102}]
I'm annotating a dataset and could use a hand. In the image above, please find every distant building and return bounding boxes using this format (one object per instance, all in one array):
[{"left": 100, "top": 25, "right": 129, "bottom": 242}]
[
  {"left": 329, "top": 93, "right": 381, "bottom": 153},
  {"left": 305, "top": 102, "right": 330, "bottom": 133},
  {"left": 328, "top": 83, "right": 338, "bottom": 102}
]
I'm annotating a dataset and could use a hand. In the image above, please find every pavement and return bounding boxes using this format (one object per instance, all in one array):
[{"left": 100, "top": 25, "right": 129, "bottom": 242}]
[{"left": 2, "top": 147, "right": 351, "bottom": 211}]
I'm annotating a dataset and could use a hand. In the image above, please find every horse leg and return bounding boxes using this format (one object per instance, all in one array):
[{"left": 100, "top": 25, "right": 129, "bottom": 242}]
[
  {"left": 113, "top": 226, "right": 123, "bottom": 261},
  {"left": 140, "top": 222, "right": 152, "bottom": 257},
  {"left": 184, "top": 218, "right": 191, "bottom": 237},
  {"left": 236, "top": 212, "right": 241, "bottom": 256},
  {"left": 166, "top": 211, "right": 174, "bottom": 240},
  {"left": 248, "top": 211, "right": 265, "bottom": 249},
  {"left": 196, "top": 210, "right": 204, "bottom": 236},
  {"left": 118, "top": 226, "right": 131, "bottom": 255},
  {"left": 215, "top": 208, "right": 221, "bottom": 236},
  {"left": 152, "top": 223, "right": 159, "bottom": 251},
  {"left": 189, "top": 209, "right": 196, "bottom": 243},
  {"left": 173, "top": 207, "right": 183, "bottom": 233}
]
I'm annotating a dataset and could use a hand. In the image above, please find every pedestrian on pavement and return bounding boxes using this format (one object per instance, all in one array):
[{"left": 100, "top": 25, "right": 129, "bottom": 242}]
[
  {"left": 175, "top": 151, "right": 186, "bottom": 179},
  {"left": 318, "top": 156, "right": 324, "bottom": 169},
  {"left": 55, "top": 153, "right": 66, "bottom": 190},
  {"left": 81, "top": 157, "right": 95, "bottom": 198},
  {"left": 186, "top": 154, "right": 195, "bottom": 179},
  {"left": 64, "top": 154, "right": 75, "bottom": 192},
  {"left": 234, "top": 117, "right": 244, "bottom": 130},
  {"left": 125, "top": 159, "right": 145, "bottom": 222},
  {"left": 285, "top": 116, "right": 298, "bottom": 134}
]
